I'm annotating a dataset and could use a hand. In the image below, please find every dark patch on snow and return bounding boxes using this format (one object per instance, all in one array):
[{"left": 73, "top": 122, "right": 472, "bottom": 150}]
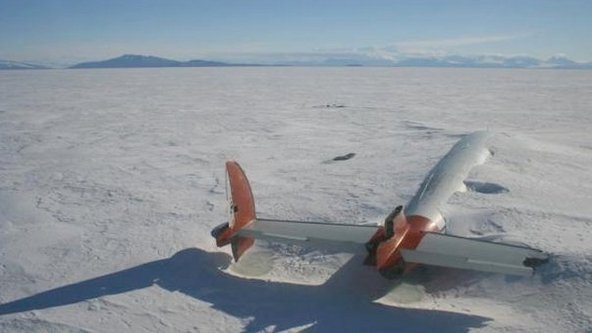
[
  {"left": 332, "top": 153, "right": 356, "bottom": 161},
  {"left": 402, "top": 121, "right": 443, "bottom": 132},
  {"left": 443, "top": 133, "right": 467, "bottom": 139},
  {"left": 313, "top": 103, "right": 347, "bottom": 109},
  {"left": 464, "top": 180, "right": 509, "bottom": 194}
]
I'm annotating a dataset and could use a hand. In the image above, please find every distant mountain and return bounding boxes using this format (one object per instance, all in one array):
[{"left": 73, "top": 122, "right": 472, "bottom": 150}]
[
  {"left": 546, "top": 56, "right": 578, "bottom": 66},
  {"left": 8, "top": 53, "right": 587, "bottom": 70},
  {"left": 180, "top": 59, "right": 228, "bottom": 67},
  {"left": 180, "top": 59, "right": 263, "bottom": 67},
  {"left": 320, "top": 57, "right": 391, "bottom": 67},
  {"left": 0, "top": 60, "right": 48, "bottom": 70},
  {"left": 69, "top": 54, "right": 261, "bottom": 69},
  {"left": 544, "top": 56, "right": 592, "bottom": 69},
  {"left": 393, "top": 55, "right": 543, "bottom": 68},
  {"left": 390, "top": 55, "right": 592, "bottom": 69},
  {"left": 70, "top": 55, "right": 181, "bottom": 68},
  {"left": 250, "top": 53, "right": 591, "bottom": 69}
]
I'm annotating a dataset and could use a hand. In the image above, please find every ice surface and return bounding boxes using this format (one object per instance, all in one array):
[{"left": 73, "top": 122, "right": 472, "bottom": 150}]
[{"left": 0, "top": 67, "right": 591, "bottom": 332}]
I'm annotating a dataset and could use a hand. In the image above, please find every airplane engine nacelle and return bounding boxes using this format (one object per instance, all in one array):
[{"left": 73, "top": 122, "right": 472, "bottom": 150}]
[{"left": 365, "top": 206, "right": 440, "bottom": 279}]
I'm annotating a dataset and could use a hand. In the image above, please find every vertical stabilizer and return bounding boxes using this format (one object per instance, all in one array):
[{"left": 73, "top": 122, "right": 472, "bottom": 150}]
[{"left": 212, "top": 161, "right": 256, "bottom": 260}]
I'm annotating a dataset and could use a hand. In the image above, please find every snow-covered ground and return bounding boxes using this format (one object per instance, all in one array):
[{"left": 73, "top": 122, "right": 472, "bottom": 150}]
[{"left": 0, "top": 67, "right": 591, "bottom": 332}]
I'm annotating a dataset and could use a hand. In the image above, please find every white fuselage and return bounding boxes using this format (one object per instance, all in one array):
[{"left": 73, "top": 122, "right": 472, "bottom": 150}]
[{"left": 405, "top": 131, "right": 493, "bottom": 230}]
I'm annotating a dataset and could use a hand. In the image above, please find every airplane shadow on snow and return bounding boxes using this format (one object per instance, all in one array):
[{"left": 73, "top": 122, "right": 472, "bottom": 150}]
[{"left": 0, "top": 247, "right": 491, "bottom": 332}]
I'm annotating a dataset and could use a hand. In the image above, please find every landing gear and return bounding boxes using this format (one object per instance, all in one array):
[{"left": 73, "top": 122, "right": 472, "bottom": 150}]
[
  {"left": 363, "top": 205, "right": 404, "bottom": 266},
  {"left": 379, "top": 259, "right": 406, "bottom": 280},
  {"left": 384, "top": 205, "right": 403, "bottom": 239}
]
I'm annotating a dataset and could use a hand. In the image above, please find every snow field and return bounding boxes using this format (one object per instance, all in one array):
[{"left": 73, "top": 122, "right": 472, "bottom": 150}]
[{"left": 0, "top": 67, "right": 591, "bottom": 332}]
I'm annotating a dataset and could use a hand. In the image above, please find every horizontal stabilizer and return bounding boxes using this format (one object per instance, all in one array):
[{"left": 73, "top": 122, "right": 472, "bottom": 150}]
[
  {"left": 400, "top": 232, "right": 548, "bottom": 276},
  {"left": 237, "top": 218, "right": 379, "bottom": 253},
  {"left": 213, "top": 161, "right": 380, "bottom": 260}
]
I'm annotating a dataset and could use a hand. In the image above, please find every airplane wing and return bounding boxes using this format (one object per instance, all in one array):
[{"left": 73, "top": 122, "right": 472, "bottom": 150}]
[{"left": 400, "top": 232, "right": 548, "bottom": 276}]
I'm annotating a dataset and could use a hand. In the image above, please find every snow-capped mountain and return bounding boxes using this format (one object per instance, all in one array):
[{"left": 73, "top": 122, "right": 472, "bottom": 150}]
[
  {"left": 0, "top": 60, "right": 48, "bottom": 70},
  {"left": 390, "top": 55, "right": 591, "bottom": 69},
  {"left": 250, "top": 53, "right": 592, "bottom": 69}
]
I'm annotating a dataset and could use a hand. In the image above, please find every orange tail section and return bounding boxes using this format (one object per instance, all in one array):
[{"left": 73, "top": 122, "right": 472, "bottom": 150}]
[{"left": 211, "top": 161, "right": 256, "bottom": 261}]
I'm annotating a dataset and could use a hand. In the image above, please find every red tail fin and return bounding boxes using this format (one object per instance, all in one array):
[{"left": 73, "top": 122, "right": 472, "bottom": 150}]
[{"left": 212, "top": 161, "right": 256, "bottom": 261}]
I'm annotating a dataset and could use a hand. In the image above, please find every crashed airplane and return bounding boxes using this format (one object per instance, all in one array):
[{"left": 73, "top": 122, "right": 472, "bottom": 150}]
[{"left": 212, "top": 131, "right": 549, "bottom": 279}]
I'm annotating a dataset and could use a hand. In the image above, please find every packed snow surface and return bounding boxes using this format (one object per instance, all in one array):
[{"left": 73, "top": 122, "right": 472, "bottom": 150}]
[{"left": 0, "top": 67, "right": 591, "bottom": 332}]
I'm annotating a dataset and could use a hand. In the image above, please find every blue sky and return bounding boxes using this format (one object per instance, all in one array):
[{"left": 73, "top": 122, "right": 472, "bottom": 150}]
[{"left": 1, "top": 0, "right": 591, "bottom": 65}]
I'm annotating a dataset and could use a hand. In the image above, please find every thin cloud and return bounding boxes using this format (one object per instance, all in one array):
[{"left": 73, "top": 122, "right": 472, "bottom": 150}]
[
  {"left": 313, "top": 34, "right": 533, "bottom": 61},
  {"left": 393, "top": 33, "right": 532, "bottom": 53}
]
